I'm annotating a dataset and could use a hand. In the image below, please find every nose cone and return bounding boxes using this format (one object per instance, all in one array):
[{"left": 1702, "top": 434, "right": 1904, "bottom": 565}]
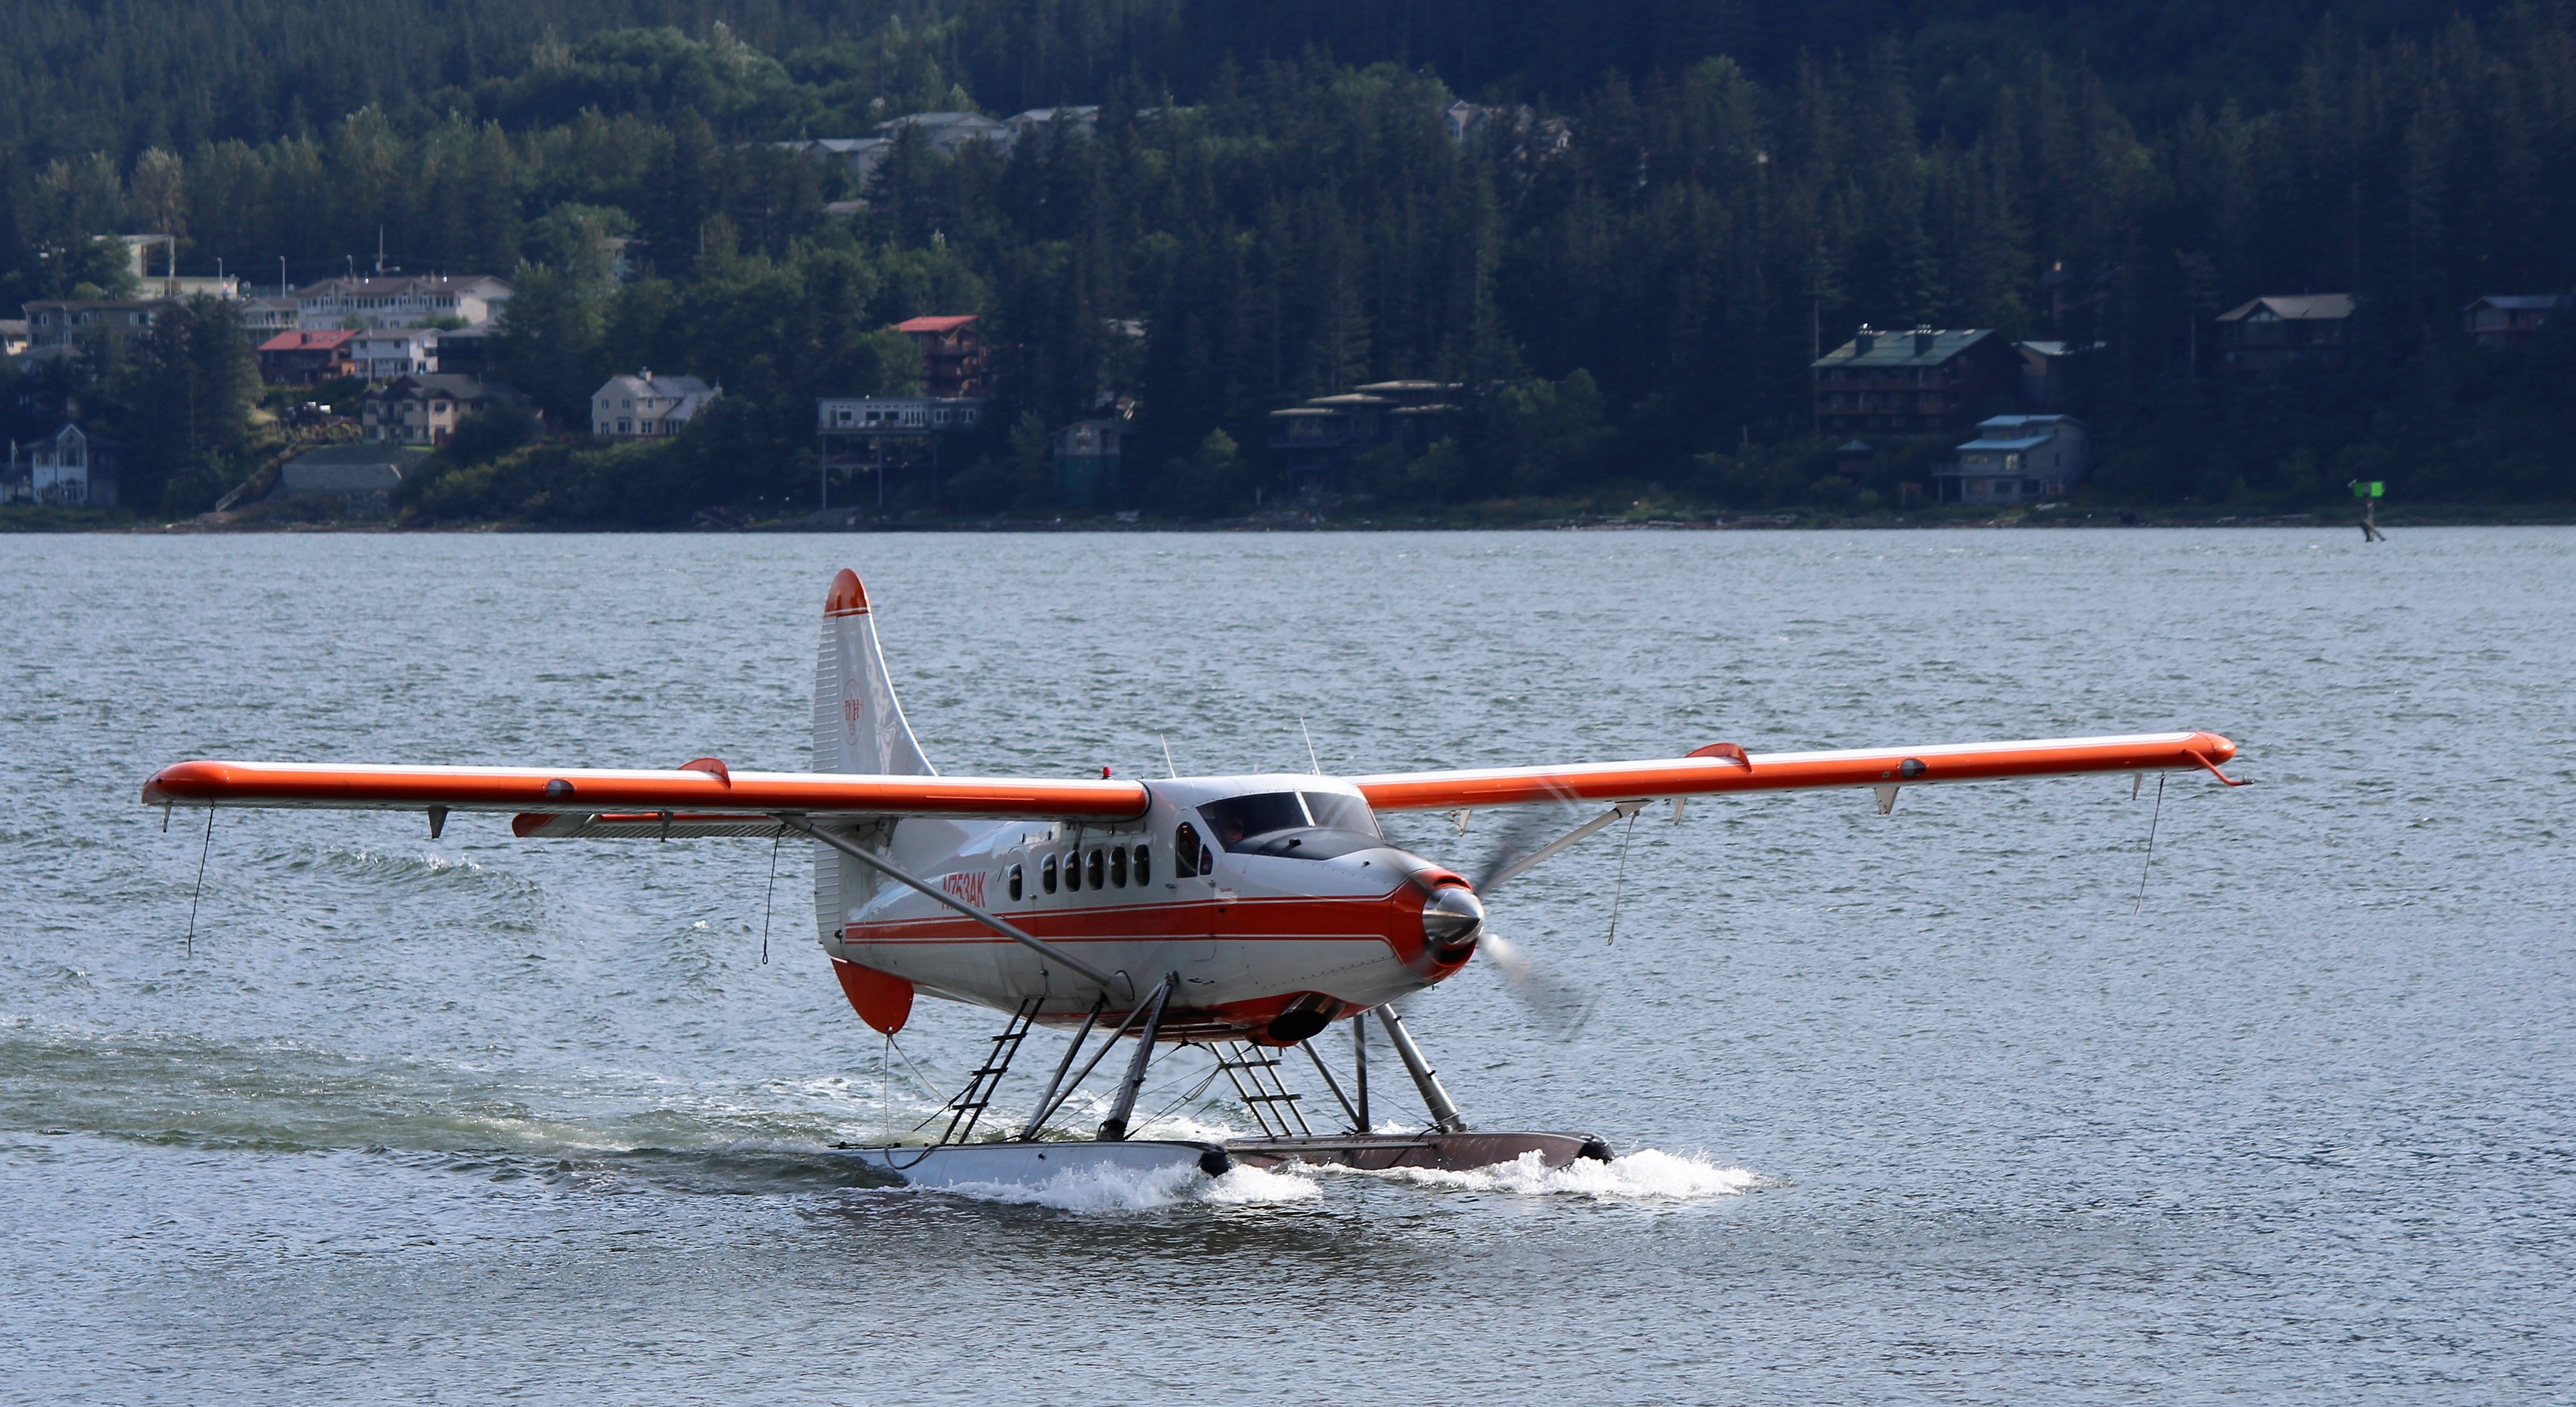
[{"left": 1420, "top": 885, "right": 1485, "bottom": 958}]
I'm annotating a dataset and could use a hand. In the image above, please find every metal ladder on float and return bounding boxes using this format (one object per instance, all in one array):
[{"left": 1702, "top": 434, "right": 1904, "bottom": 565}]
[
  {"left": 1209, "top": 1041, "right": 1315, "bottom": 1139},
  {"left": 933, "top": 997, "right": 1040, "bottom": 1146}
]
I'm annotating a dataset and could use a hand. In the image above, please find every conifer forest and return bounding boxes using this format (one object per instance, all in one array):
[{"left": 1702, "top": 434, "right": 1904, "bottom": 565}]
[{"left": 5, "top": 0, "right": 2574, "bottom": 523}]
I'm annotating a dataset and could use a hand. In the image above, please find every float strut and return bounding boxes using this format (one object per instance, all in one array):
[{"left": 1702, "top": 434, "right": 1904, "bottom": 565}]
[
  {"left": 1017, "top": 995, "right": 1106, "bottom": 1140},
  {"left": 1375, "top": 1004, "right": 1468, "bottom": 1133},
  {"left": 1096, "top": 973, "right": 1175, "bottom": 1141}
]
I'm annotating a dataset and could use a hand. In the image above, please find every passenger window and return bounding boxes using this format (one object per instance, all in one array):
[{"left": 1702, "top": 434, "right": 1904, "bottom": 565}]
[
  {"left": 1008, "top": 863, "right": 1024, "bottom": 901},
  {"left": 1064, "top": 849, "right": 1080, "bottom": 892},
  {"left": 1087, "top": 849, "right": 1106, "bottom": 890},
  {"left": 1175, "top": 824, "right": 1202, "bottom": 877},
  {"left": 1110, "top": 846, "right": 1128, "bottom": 887},
  {"left": 1133, "top": 843, "right": 1150, "bottom": 885},
  {"left": 1041, "top": 854, "right": 1058, "bottom": 893}
]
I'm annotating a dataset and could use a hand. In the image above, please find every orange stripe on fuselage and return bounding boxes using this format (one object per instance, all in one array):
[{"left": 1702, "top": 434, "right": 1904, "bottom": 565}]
[{"left": 841, "top": 890, "right": 1419, "bottom": 950}]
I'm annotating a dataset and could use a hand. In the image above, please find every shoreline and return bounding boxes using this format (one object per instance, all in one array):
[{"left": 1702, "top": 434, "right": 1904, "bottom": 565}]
[{"left": 7, "top": 507, "right": 2571, "bottom": 534}]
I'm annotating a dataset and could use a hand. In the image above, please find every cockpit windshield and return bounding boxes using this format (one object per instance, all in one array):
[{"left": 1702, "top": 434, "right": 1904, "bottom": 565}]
[{"left": 1198, "top": 791, "right": 1382, "bottom": 860}]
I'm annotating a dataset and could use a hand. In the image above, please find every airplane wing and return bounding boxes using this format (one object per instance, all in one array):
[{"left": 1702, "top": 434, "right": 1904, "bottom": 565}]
[
  {"left": 1349, "top": 730, "right": 2240, "bottom": 811},
  {"left": 139, "top": 759, "right": 1151, "bottom": 833}
]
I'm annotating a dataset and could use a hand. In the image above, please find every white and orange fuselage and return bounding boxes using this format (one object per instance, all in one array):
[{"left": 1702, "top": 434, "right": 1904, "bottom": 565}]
[{"left": 824, "top": 775, "right": 1475, "bottom": 1045}]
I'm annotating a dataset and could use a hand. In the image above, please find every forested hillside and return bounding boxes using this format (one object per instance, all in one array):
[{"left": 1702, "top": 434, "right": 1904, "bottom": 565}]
[{"left": 5, "top": 0, "right": 2574, "bottom": 522}]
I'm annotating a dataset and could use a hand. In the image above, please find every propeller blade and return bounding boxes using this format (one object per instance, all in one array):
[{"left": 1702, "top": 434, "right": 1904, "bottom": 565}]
[
  {"left": 1478, "top": 929, "right": 1598, "bottom": 1040},
  {"left": 1467, "top": 781, "right": 1587, "bottom": 894}
]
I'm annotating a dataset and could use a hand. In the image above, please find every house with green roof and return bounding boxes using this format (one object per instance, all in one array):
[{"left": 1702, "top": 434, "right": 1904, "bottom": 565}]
[{"left": 1811, "top": 325, "right": 2019, "bottom": 437}]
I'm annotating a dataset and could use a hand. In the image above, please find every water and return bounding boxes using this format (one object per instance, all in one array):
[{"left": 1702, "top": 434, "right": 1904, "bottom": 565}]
[{"left": 3, "top": 528, "right": 2570, "bottom": 1403}]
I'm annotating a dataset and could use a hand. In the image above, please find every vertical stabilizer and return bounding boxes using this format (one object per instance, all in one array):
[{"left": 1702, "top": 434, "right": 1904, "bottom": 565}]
[
  {"left": 814, "top": 569, "right": 935, "bottom": 954},
  {"left": 813, "top": 569, "right": 936, "bottom": 777}
]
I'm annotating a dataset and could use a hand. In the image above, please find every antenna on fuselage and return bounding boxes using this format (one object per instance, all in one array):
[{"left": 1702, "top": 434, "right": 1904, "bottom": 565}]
[
  {"left": 1299, "top": 717, "right": 1322, "bottom": 774},
  {"left": 1159, "top": 734, "right": 1176, "bottom": 779}
]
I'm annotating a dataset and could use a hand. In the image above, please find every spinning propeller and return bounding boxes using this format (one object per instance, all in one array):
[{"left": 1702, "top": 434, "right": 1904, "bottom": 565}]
[{"left": 1405, "top": 784, "right": 1619, "bottom": 1039}]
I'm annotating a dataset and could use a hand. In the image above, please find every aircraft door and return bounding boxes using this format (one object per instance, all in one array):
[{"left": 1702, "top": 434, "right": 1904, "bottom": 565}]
[{"left": 1171, "top": 818, "right": 1220, "bottom": 954}]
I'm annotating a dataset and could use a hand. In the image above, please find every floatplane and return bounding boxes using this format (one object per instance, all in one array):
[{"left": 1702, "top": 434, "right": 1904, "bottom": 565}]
[{"left": 144, "top": 567, "right": 2243, "bottom": 1188}]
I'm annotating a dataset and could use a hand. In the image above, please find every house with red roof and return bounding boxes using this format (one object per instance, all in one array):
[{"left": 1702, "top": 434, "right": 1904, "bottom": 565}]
[{"left": 258, "top": 329, "right": 359, "bottom": 385}]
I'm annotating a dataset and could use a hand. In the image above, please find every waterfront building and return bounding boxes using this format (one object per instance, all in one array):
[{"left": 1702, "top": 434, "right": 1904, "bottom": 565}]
[
  {"left": 1939, "top": 415, "right": 2091, "bottom": 506},
  {"left": 591, "top": 372, "right": 720, "bottom": 438},
  {"left": 1812, "top": 326, "right": 2019, "bottom": 435}
]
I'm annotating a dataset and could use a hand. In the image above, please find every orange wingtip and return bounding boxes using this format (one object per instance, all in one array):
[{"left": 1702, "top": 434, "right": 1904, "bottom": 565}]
[{"left": 824, "top": 568, "right": 870, "bottom": 617}]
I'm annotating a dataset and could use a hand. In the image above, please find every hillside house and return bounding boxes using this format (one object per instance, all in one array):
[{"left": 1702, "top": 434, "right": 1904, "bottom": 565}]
[
  {"left": 23, "top": 299, "right": 167, "bottom": 350},
  {"left": 257, "top": 329, "right": 360, "bottom": 384},
  {"left": 295, "top": 275, "right": 511, "bottom": 330},
  {"left": 2214, "top": 295, "right": 2357, "bottom": 372},
  {"left": 1010, "top": 106, "right": 1100, "bottom": 141},
  {"left": 240, "top": 297, "right": 300, "bottom": 335},
  {"left": 1812, "top": 326, "right": 2019, "bottom": 435},
  {"left": 1937, "top": 415, "right": 2091, "bottom": 506},
  {"left": 896, "top": 315, "right": 990, "bottom": 398},
  {"left": 2015, "top": 339, "right": 2097, "bottom": 406},
  {"left": 1266, "top": 381, "right": 1461, "bottom": 491},
  {"left": 591, "top": 372, "right": 719, "bottom": 438},
  {"left": 880, "top": 111, "right": 1013, "bottom": 155},
  {"left": 2460, "top": 295, "right": 2574, "bottom": 349},
  {"left": 363, "top": 375, "right": 523, "bottom": 447},
  {"left": 815, "top": 396, "right": 986, "bottom": 434},
  {"left": 432, "top": 324, "right": 495, "bottom": 379},
  {"left": 20, "top": 423, "right": 120, "bottom": 506},
  {"left": 351, "top": 327, "right": 439, "bottom": 380}
]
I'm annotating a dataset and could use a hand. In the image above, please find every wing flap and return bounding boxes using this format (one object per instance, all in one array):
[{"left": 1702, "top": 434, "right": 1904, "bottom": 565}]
[
  {"left": 1351, "top": 730, "right": 2237, "bottom": 811},
  {"left": 512, "top": 813, "right": 794, "bottom": 839},
  {"left": 141, "top": 760, "right": 1150, "bottom": 821}
]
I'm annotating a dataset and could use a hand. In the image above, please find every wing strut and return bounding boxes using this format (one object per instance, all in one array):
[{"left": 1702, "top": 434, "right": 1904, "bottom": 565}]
[{"left": 774, "top": 813, "right": 1130, "bottom": 999}]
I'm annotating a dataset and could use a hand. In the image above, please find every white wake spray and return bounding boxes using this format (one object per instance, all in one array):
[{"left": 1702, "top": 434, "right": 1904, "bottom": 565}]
[{"left": 1346, "top": 1148, "right": 1764, "bottom": 1202}]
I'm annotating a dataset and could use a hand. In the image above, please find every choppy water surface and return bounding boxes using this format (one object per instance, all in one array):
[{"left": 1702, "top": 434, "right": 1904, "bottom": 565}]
[{"left": 3, "top": 529, "right": 2570, "bottom": 1403}]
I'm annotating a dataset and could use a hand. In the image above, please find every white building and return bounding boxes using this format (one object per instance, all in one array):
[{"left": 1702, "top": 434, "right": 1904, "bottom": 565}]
[
  {"left": 592, "top": 372, "right": 720, "bottom": 438},
  {"left": 1939, "top": 415, "right": 2092, "bottom": 506},
  {"left": 295, "top": 275, "right": 512, "bottom": 330},
  {"left": 240, "top": 297, "right": 301, "bottom": 336},
  {"left": 815, "top": 396, "right": 986, "bottom": 435},
  {"left": 351, "top": 326, "right": 440, "bottom": 380},
  {"left": 17, "top": 424, "right": 120, "bottom": 506}
]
